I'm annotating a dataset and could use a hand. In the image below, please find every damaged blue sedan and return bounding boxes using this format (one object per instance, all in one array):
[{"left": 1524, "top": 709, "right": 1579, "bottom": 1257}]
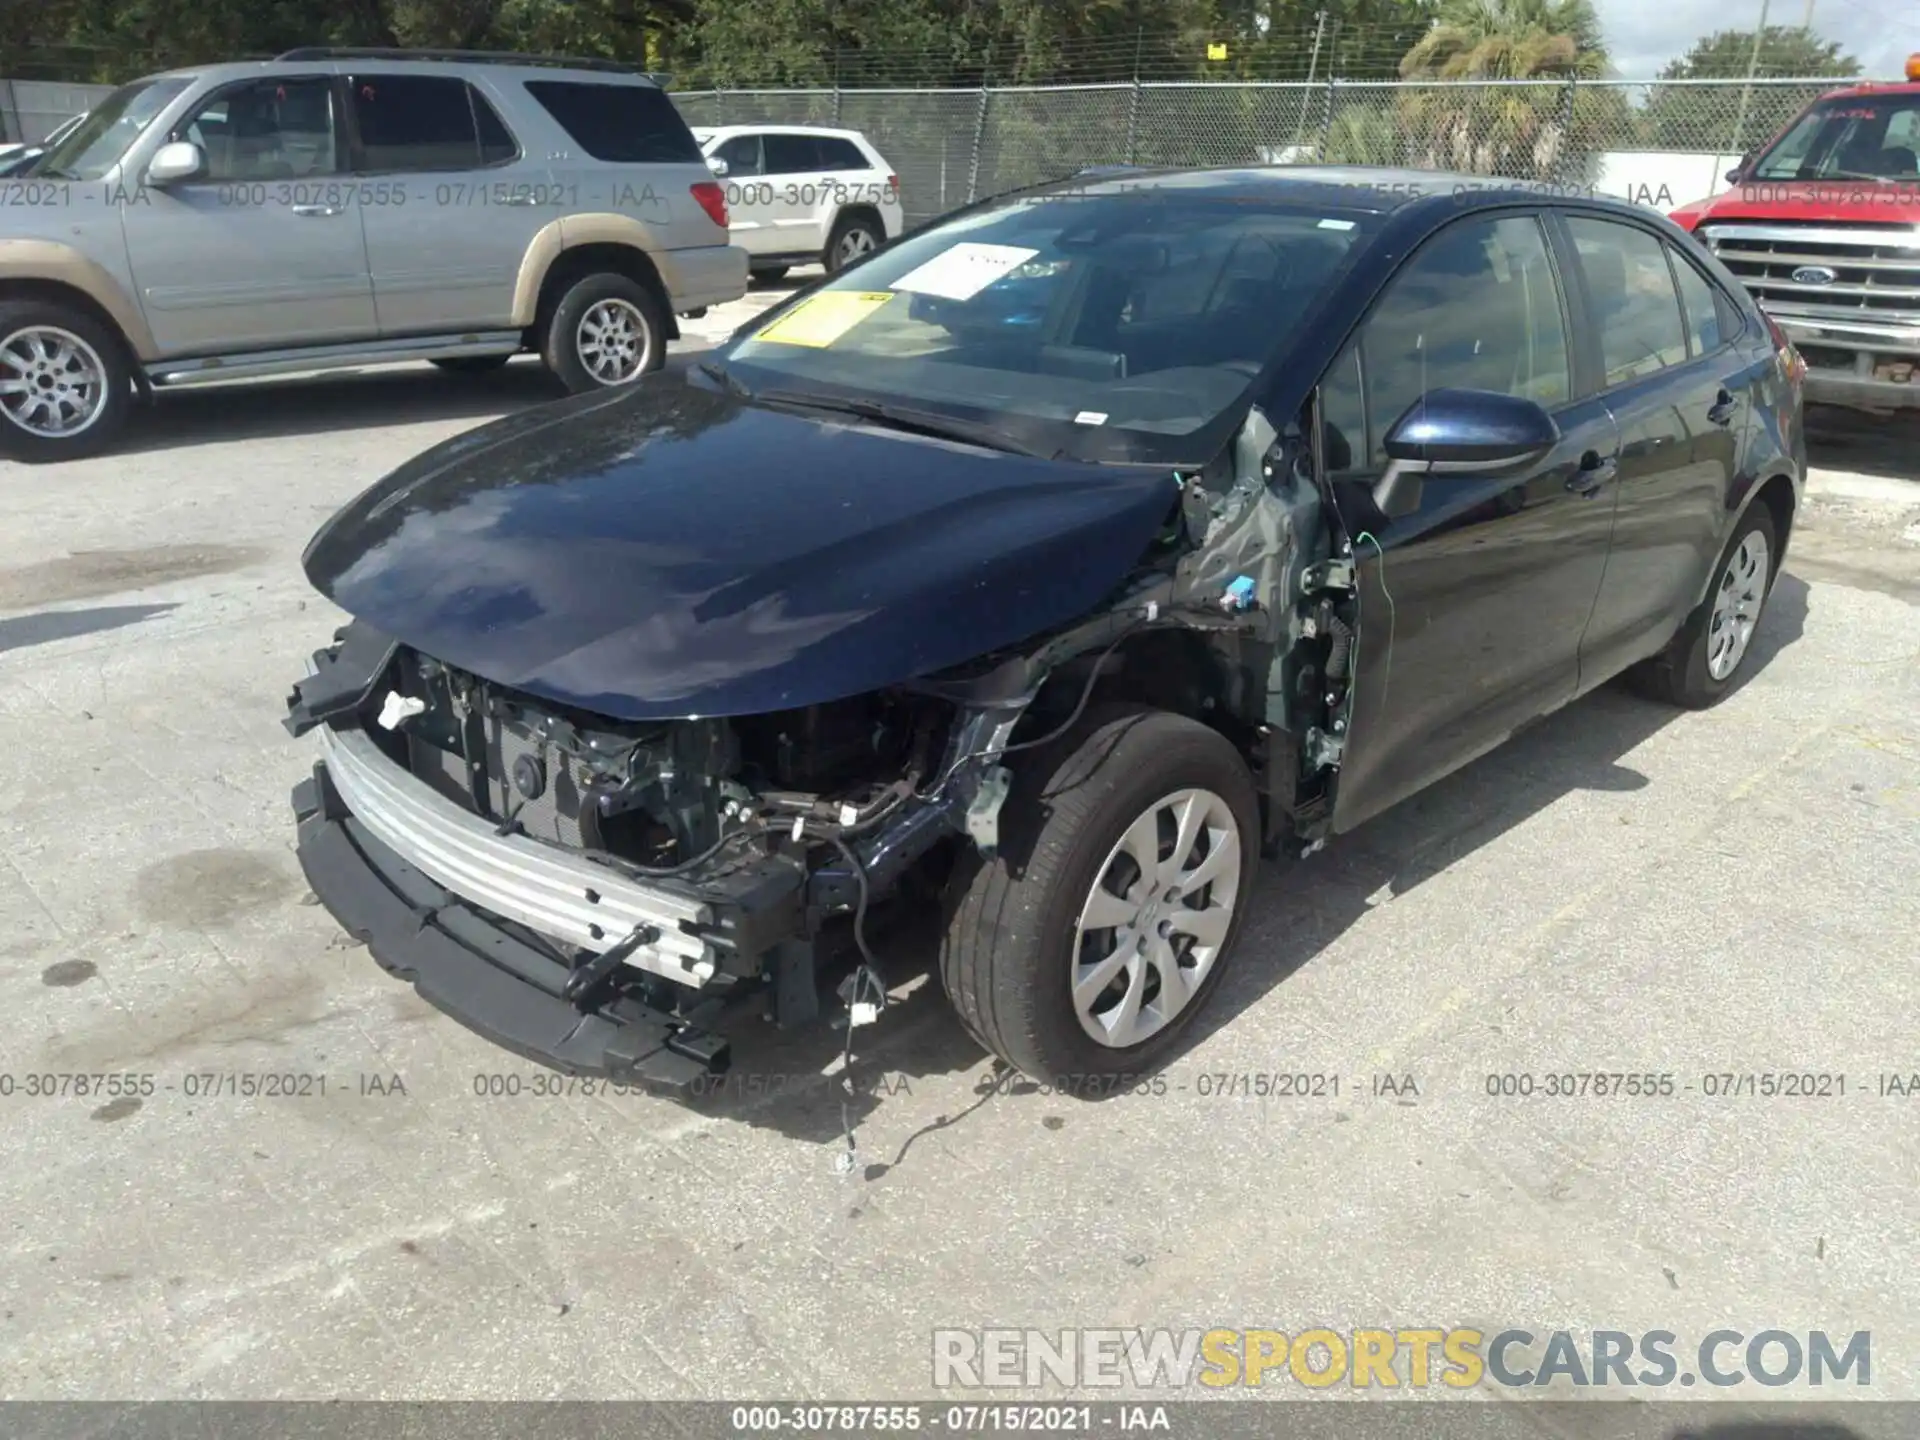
[{"left": 285, "top": 166, "right": 1804, "bottom": 1092}]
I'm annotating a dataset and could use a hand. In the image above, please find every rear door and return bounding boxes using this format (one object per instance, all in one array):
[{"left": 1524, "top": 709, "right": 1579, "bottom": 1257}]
[
  {"left": 1556, "top": 214, "right": 1752, "bottom": 686},
  {"left": 1322, "top": 211, "right": 1622, "bottom": 835},
  {"left": 761, "top": 131, "right": 830, "bottom": 255},
  {"left": 345, "top": 71, "right": 547, "bottom": 334}
]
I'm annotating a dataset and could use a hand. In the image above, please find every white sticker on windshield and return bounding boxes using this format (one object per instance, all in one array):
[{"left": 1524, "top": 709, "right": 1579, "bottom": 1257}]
[
  {"left": 1317, "top": 218, "right": 1356, "bottom": 230},
  {"left": 890, "top": 243, "right": 1041, "bottom": 301},
  {"left": 1074, "top": 411, "right": 1109, "bottom": 426}
]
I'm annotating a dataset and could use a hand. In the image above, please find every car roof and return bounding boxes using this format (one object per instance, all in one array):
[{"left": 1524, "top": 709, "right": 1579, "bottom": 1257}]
[
  {"left": 144, "top": 56, "right": 665, "bottom": 86},
  {"left": 696, "top": 124, "right": 871, "bottom": 141},
  {"left": 1018, "top": 163, "right": 1664, "bottom": 218}
]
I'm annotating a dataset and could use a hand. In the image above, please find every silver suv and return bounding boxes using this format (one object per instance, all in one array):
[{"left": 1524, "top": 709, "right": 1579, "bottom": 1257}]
[{"left": 0, "top": 48, "right": 747, "bottom": 462}]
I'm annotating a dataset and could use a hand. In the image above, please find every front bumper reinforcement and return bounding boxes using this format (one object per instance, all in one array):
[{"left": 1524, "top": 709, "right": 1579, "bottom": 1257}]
[{"left": 292, "top": 763, "right": 730, "bottom": 1091}]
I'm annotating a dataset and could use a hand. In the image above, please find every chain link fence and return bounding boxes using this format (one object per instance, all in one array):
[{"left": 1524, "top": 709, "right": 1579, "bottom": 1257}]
[{"left": 673, "top": 77, "right": 1851, "bottom": 228}]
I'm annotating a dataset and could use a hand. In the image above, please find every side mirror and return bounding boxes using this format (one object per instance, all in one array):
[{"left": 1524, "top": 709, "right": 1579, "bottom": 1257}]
[
  {"left": 705, "top": 154, "right": 729, "bottom": 178},
  {"left": 1373, "top": 388, "right": 1560, "bottom": 519},
  {"left": 146, "top": 140, "right": 204, "bottom": 186},
  {"left": 1725, "top": 151, "right": 1753, "bottom": 184}
]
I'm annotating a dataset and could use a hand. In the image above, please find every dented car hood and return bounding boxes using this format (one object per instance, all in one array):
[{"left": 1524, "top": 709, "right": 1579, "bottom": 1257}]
[{"left": 303, "top": 379, "right": 1177, "bottom": 721}]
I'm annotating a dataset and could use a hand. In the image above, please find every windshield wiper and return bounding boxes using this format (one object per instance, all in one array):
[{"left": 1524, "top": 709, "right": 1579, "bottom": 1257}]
[
  {"left": 695, "top": 357, "right": 753, "bottom": 399},
  {"left": 752, "top": 389, "right": 1052, "bottom": 458}
]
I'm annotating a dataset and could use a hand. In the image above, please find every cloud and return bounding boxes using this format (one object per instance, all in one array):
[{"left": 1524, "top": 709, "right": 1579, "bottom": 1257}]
[{"left": 1594, "top": 0, "right": 1920, "bottom": 79}]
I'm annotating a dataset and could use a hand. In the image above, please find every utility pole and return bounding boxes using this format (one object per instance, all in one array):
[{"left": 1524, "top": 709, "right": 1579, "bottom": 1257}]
[
  {"left": 1729, "top": 0, "right": 1772, "bottom": 159},
  {"left": 1293, "top": 10, "right": 1328, "bottom": 146},
  {"left": 1801, "top": 0, "right": 1815, "bottom": 31}
]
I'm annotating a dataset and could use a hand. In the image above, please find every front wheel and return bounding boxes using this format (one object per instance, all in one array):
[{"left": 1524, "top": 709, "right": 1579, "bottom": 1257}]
[
  {"left": 940, "top": 709, "right": 1260, "bottom": 1086},
  {"left": 823, "top": 214, "right": 883, "bottom": 274},
  {"left": 0, "top": 301, "right": 133, "bottom": 463},
  {"left": 1627, "top": 506, "right": 1779, "bottom": 708},
  {"left": 541, "top": 273, "right": 667, "bottom": 394}
]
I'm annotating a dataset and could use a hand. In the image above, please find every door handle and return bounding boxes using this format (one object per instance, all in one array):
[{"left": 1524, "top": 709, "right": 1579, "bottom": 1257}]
[
  {"left": 1567, "top": 450, "right": 1618, "bottom": 496},
  {"left": 291, "top": 204, "right": 342, "bottom": 217},
  {"left": 1707, "top": 388, "right": 1740, "bottom": 427}
]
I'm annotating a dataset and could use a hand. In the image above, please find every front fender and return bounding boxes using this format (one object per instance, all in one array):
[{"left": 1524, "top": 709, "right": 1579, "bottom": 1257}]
[{"left": 0, "top": 237, "right": 158, "bottom": 360}]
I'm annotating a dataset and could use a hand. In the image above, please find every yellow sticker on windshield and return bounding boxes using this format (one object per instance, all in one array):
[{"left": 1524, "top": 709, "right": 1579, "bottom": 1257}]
[{"left": 754, "top": 291, "right": 894, "bottom": 348}]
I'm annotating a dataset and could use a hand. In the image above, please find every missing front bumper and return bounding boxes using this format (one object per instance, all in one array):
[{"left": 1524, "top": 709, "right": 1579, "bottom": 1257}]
[{"left": 292, "top": 765, "right": 730, "bottom": 1091}]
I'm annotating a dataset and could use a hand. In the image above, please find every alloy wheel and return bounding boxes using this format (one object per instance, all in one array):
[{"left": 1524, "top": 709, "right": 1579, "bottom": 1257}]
[
  {"left": 1706, "top": 529, "right": 1770, "bottom": 681},
  {"left": 1071, "top": 787, "right": 1243, "bottom": 1049},
  {"left": 835, "top": 227, "right": 877, "bottom": 265},
  {"left": 0, "top": 325, "right": 110, "bottom": 438},
  {"left": 574, "top": 298, "right": 652, "bottom": 385}
]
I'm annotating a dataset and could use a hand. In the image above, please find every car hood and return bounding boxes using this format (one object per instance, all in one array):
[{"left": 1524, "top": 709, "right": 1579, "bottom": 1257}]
[
  {"left": 303, "top": 378, "right": 1178, "bottom": 721},
  {"left": 1674, "top": 180, "right": 1920, "bottom": 226}
]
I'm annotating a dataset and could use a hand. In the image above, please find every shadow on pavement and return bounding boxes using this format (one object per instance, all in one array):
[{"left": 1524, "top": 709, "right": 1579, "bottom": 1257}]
[
  {"left": 0, "top": 603, "right": 178, "bottom": 654},
  {"left": 1807, "top": 404, "right": 1920, "bottom": 482},
  {"left": 113, "top": 350, "right": 716, "bottom": 456},
  {"left": 672, "top": 577, "right": 1814, "bottom": 1154}
]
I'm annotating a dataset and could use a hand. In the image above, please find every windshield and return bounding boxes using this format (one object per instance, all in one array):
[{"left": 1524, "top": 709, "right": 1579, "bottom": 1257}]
[
  {"left": 716, "top": 184, "right": 1374, "bottom": 464},
  {"left": 1751, "top": 94, "right": 1920, "bottom": 182},
  {"left": 28, "top": 77, "right": 192, "bottom": 180}
]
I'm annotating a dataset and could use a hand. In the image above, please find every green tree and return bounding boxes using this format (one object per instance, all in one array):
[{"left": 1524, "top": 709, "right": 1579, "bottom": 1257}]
[
  {"left": 1642, "top": 27, "right": 1860, "bottom": 154},
  {"left": 1393, "top": 0, "right": 1607, "bottom": 178}
]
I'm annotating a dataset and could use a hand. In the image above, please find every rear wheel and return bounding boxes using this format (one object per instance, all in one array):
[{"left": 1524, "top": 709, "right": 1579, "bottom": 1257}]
[
  {"left": 940, "top": 708, "right": 1260, "bottom": 1086},
  {"left": 0, "top": 301, "right": 132, "bottom": 463},
  {"left": 1628, "top": 506, "right": 1778, "bottom": 708},
  {"left": 541, "top": 273, "right": 667, "bottom": 394}
]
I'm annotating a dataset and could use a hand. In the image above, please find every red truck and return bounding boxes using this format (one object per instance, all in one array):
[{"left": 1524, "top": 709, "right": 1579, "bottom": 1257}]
[{"left": 1670, "top": 56, "right": 1920, "bottom": 413}]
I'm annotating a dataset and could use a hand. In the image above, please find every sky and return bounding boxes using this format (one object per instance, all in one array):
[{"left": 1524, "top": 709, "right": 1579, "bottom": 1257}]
[{"left": 1595, "top": 0, "right": 1920, "bottom": 80}]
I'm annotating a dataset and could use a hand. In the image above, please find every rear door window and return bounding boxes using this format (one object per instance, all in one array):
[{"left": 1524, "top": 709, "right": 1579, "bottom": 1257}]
[
  {"left": 1566, "top": 217, "right": 1690, "bottom": 388},
  {"left": 764, "top": 133, "right": 822, "bottom": 175},
  {"left": 523, "top": 80, "right": 702, "bottom": 164},
  {"left": 349, "top": 74, "right": 518, "bottom": 172},
  {"left": 1668, "top": 247, "right": 1731, "bottom": 358}
]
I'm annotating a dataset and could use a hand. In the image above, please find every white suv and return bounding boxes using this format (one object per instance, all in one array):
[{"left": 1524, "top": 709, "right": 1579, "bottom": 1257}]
[{"left": 694, "top": 126, "right": 902, "bottom": 280}]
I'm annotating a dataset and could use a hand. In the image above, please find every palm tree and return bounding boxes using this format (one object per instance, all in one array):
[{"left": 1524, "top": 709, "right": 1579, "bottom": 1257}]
[{"left": 1395, "top": 0, "right": 1608, "bottom": 177}]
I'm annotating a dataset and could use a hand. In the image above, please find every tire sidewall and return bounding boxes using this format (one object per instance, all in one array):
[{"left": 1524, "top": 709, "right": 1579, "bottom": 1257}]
[
  {"left": 1675, "top": 506, "right": 1779, "bottom": 703},
  {"left": 543, "top": 273, "right": 666, "bottom": 393},
  {"left": 1010, "top": 712, "right": 1261, "bottom": 1082},
  {"left": 0, "top": 302, "right": 132, "bottom": 463}
]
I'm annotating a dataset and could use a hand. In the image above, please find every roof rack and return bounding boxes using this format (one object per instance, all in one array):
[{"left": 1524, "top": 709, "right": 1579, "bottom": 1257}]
[{"left": 273, "top": 47, "right": 668, "bottom": 83}]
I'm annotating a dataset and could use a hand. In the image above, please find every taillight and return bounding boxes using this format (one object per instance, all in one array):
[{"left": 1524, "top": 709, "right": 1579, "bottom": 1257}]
[
  {"left": 1763, "top": 311, "right": 1806, "bottom": 385},
  {"left": 690, "top": 181, "right": 728, "bottom": 230}
]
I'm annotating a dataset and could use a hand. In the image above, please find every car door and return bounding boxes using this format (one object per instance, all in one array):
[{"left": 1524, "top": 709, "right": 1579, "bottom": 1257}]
[
  {"left": 345, "top": 71, "right": 549, "bottom": 335},
  {"left": 121, "top": 73, "right": 377, "bottom": 355},
  {"left": 761, "top": 131, "right": 830, "bottom": 254},
  {"left": 711, "top": 133, "right": 772, "bottom": 254},
  {"left": 1557, "top": 215, "right": 1752, "bottom": 686},
  {"left": 1321, "top": 211, "right": 1623, "bottom": 836}
]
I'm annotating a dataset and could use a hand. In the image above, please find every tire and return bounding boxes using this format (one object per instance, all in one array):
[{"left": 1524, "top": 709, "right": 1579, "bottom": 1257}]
[
  {"left": 751, "top": 265, "right": 790, "bottom": 284},
  {"left": 0, "top": 300, "right": 133, "bottom": 463},
  {"left": 1627, "top": 505, "right": 1779, "bottom": 709},
  {"left": 540, "top": 272, "right": 667, "bottom": 394},
  {"left": 939, "top": 707, "right": 1261, "bottom": 1087},
  {"left": 822, "top": 214, "right": 883, "bottom": 275},
  {"left": 430, "top": 355, "right": 512, "bottom": 375}
]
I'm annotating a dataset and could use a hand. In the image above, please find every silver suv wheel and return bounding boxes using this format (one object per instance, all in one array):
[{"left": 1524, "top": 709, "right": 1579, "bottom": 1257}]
[
  {"left": 0, "top": 325, "right": 110, "bottom": 439},
  {"left": 574, "top": 298, "right": 653, "bottom": 385}
]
